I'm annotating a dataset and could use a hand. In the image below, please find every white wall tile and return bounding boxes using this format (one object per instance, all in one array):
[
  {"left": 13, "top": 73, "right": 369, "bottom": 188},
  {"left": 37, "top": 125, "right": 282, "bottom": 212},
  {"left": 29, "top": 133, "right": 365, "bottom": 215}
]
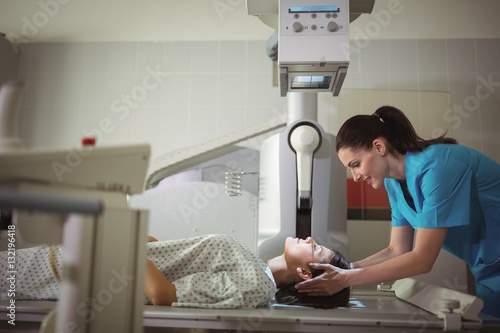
[
  {"left": 108, "top": 43, "right": 138, "bottom": 74},
  {"left": 101, "top": 108, "right": 134, "bottom": 146},
  {"left": 476, "top": 39, "right": 500, "bottom": 72},
  {"left": 215, "top": 106, "right": 246, "bottom": 137},
  {"left": 417, "top": 40, "right": 447, "bottom": 73},
  {"left": 246, "top": 72, "right": 274, "bottom": 107},
  {"left": 219, "top": 41, "right": 246, "bottom": 73},
  {"left": 158, "top": 107, "right": 189, "bottom": 153},
  {"left": 247, "top": 40, "right": 270, "bottom": 72},
  {"left": 388, "top": 40, "right": 418, "bottom": 72},
  {"left": 477, "top": 71, "right": 500, "bottom": 107},
  {"left": 131, "top": 107, "right": 162, "bottom": 147},
  {"left": 106, "top": 73, "right": 139, "bottom": 118},
  {"left": 481, "top": 106, "right": 500, "bottom": 143},
  {"left": 49, "top": 74, "right": 83, "bottom": 108},
  {"left": 446, "top": 39, "right": 477, "bottom": 72},
  {"left": 162, "top": 74, "right": 191, "bottom": 107},
  {"left": 417, "top": 92, "right": 453, "bottom": 139},
  {"left": 136, "top": 42, "right": 165, "bottom": 74},
  {"left": 190, "top": 73, "right": 218, "bottom": 107},
  {"left": 82, "top": 42, "right": 112, "bottom": 74},
  {"left": 133, "top": 71, "right": 168, "bottom": 107},
  {"left": 359, "top": 40, "right": 389, "bottom": 73},
  {"left": 245, "top": 105, "right": 280, "bottom": 128},
  {"left": 218, "top": 73, "right": 246, "bottom": 106},
  {"left": 389, "top": 71, "right": 419, "bottom": 91},
  {"left": 15, "top": 38, "right": 500, "bottom": 163},
  {"left": 347, "top": 44, "right": 360, "bottom": 73},
  {"left": 418, "top": 71, "right": 448, "bottom": 92},
  {"left": 163, "top": 42, "right": 192, "bottom": 72},
  {"left": 24, "top": 74, "right": 57, "bottom": 107},
  {"left": 447, "top": 71, "right": 481, "bottom": 111},
  {"left": 358, "top": 71, "right": 390, "bottom": 90},
  {"left": 79, "top": 73, "right": 110, "bottom": 107},
  {"left": 191, "top": 42, "right": 218, "bottom": 72},
  {"left": 187, "top": 106, "right": 217, "bottom": 145}
]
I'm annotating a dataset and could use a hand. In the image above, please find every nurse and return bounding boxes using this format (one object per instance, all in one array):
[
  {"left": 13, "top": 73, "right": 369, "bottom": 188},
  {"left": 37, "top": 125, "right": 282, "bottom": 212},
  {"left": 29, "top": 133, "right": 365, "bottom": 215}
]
[{"left": 295, "top": 105, "right": 500, "bottom": 317}]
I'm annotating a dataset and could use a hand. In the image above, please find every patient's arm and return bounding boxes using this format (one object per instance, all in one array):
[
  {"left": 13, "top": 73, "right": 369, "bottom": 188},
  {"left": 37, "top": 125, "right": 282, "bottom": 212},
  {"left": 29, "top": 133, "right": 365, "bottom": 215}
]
[{"left": 145, "top": 259, "right": 177, "bottom": 305}]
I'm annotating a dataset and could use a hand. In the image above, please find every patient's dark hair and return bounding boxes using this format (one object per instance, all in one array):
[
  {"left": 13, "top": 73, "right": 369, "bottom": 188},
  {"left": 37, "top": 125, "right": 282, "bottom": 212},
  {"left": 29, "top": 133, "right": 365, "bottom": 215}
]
[{"left": 274, "top": 250, "right": 351, "bottom": 309}]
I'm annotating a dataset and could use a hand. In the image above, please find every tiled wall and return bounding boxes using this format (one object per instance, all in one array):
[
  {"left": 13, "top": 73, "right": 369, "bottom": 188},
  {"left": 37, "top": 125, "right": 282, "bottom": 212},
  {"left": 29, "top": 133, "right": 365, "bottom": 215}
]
[
  {"left": 343, "top": 39, "right": 500, "bottom": 161},
  {"left": 11, "top": 38, "right": 490, "bottom": 290},
  {"left": 16, "top": 41, "right": 287, "bottom": 158},
  {"left": 16, "top": 38, "right": 500, "bottom": 164}
]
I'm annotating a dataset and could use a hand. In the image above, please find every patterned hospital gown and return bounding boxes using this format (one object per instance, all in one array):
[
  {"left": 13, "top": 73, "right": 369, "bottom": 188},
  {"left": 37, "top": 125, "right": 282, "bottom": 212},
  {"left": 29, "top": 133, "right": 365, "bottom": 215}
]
[{"left": 0, "top": 234, "right": 277, "bottom": 309}]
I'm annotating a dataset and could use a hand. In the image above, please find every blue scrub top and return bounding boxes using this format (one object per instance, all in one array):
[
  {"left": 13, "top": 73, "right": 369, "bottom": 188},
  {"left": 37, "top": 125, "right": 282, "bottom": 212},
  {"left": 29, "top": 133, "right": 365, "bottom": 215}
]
[{"left": 384, "top": 144, "right": 500, "bottom": 316}]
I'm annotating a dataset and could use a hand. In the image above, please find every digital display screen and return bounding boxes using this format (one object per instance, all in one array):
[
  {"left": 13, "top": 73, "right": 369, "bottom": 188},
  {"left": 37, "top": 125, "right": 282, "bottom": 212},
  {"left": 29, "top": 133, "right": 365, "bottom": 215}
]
[
  {"left": 291, "top": 76, "right": 332, "bottom": 89},
  {"left": 289, "top": 6, "right": 339, "bottom": 13}
]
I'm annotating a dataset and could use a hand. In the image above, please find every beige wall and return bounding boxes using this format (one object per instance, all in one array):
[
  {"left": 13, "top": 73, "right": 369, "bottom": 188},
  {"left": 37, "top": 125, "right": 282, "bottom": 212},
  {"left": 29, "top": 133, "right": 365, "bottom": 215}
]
[{"left": 16, "top": 38, "right": 500, "bottom": 163}]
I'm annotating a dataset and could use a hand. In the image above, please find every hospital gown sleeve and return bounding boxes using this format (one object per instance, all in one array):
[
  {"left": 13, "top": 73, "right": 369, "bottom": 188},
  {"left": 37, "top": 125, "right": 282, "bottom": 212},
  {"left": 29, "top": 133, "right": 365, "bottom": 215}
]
[{"left": 0, "top": 245, "right": 60, "bottom": 300}]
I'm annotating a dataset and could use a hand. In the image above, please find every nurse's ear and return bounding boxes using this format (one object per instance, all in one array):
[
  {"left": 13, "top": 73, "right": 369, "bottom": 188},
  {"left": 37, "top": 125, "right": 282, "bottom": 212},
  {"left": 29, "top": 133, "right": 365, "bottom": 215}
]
[{"left": 372, "top": 138, "right": 387, "bottom": 156}]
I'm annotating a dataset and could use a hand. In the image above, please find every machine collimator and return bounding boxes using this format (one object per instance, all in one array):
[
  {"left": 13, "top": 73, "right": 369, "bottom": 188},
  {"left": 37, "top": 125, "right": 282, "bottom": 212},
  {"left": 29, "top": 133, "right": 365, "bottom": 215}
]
[{"left": 277, "top": 0, "right": 350, "bottom": 97}]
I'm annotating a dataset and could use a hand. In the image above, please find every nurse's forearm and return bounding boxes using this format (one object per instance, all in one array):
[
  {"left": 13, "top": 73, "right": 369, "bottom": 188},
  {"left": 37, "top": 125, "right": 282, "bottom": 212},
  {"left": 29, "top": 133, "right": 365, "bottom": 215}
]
[
  {"left": 352, "top": 247, "right": 402, "bottom": 269},
  {"left": 346, "top": 250, "right": 434, "bottom": 287}
]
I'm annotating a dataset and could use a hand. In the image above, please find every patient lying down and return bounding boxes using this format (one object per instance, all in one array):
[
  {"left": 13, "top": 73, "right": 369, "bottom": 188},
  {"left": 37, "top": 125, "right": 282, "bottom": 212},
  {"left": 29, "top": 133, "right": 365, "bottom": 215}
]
[{"left": 0, "top": 234, "right": 350, "bottom": 309}]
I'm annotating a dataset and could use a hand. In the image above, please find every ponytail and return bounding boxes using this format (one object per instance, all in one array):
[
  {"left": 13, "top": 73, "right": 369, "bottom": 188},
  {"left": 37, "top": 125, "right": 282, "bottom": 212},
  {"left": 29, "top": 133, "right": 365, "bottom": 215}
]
[{"left": 336, "top": 105, "right": 457, "bottom": 154}]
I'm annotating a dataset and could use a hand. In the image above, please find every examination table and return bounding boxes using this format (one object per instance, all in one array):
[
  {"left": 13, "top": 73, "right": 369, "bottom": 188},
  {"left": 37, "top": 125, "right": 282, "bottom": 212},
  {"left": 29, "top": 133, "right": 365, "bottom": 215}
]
[{"left": 2, "top": 288, "right": 499, "bottom": 333}]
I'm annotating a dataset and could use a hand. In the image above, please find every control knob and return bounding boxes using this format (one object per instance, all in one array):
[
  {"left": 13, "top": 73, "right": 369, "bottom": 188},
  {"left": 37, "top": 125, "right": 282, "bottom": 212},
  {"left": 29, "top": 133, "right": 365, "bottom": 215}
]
[
  {"left": 293, "top": 22, "right": 304, "bottom": 33},
  {"left": 327, "top": 21, "right": 339, "bottom": 32}
]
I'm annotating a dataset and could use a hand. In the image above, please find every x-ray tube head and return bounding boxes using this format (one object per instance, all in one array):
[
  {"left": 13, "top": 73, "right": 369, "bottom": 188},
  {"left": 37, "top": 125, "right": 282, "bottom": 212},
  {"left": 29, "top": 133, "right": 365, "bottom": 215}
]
[{"left": 278, "top": 0, "right": 350, "bottom": 96}]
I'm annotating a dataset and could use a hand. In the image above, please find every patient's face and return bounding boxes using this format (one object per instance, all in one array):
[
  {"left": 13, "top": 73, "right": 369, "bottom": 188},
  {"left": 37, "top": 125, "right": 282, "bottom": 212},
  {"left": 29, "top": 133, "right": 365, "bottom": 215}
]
[{"left": 284, "top": 237, "right": 334, "bottom": 271}]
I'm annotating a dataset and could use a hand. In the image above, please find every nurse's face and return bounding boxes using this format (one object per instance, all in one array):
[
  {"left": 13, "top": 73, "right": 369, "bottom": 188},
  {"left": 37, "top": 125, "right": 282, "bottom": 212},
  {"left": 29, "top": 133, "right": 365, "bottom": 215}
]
[
  {"left": 284, "top": 237, "right": 334, "bottom": 271},
  {"left": 338, "top": 144, "right": 388, "bottom": 189}
]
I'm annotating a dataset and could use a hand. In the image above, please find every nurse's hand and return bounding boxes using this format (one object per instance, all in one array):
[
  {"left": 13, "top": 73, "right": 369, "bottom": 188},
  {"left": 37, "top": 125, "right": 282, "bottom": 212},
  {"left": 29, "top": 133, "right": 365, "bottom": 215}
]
[{"left": 295, "top": 263, "right": 348, "bottom": 296}]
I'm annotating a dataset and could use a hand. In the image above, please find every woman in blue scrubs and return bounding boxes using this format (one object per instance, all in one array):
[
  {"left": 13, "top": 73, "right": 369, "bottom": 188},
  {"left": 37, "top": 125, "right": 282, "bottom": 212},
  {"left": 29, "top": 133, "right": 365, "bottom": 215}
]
[{"left": 295, "top": 105, "right": 500, "bottom": 317}]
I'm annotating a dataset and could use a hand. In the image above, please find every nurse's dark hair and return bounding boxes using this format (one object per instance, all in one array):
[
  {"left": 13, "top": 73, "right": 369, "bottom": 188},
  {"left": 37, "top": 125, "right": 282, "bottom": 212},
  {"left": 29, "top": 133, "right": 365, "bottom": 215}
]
[
  {"left": 335, "top": 105, "right": 457, "bottom": 155},
  {"left": 274, "top": 250, "right": 351, "bottom": 309}
]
